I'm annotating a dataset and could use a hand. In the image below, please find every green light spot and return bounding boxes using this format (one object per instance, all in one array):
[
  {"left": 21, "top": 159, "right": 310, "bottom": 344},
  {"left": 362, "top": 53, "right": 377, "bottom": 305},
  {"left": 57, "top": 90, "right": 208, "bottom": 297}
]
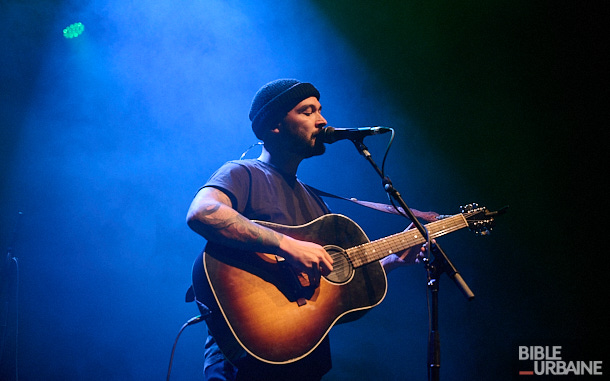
[{"left": 63, "top": 22, "right": 85, "bottom": 39}]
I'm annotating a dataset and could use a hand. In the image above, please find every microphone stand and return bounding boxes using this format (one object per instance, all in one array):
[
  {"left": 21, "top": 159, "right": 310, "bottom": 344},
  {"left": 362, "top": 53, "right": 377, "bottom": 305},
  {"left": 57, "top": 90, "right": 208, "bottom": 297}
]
[{"left": 350, "top": 139, "right": 474, "bottom": 381}]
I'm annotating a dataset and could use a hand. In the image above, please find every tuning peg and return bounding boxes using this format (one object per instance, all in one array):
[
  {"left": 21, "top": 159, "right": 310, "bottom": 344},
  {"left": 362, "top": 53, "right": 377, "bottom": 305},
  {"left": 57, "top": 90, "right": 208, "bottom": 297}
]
[
  {"left": 461, "top": 203, "right": 487, "bottom": 215},
  {"left": 460, "top": 204, "right": 472, "bottom": 212}
]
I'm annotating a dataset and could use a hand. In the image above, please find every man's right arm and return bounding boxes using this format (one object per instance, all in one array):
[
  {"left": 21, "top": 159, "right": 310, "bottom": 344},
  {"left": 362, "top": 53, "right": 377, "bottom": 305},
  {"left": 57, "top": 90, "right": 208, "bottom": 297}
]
[
  {"left": 186, "top": 187, "right": 333, "bottom": 277},
  {"left": 186, "top": 186, "right": 283, "bottom": 252}
]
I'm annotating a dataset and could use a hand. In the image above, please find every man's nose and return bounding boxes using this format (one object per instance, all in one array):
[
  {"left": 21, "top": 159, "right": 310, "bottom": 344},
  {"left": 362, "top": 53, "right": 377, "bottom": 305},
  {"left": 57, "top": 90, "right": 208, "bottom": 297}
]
[{"left": 317, "top": 113, "right": 327, "bottom": 127}]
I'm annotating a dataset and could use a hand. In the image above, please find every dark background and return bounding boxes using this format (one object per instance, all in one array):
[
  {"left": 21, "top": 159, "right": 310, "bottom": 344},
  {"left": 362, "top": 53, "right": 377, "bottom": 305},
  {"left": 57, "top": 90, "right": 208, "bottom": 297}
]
[{"left": 1, "top": 0, "right": 606, "bottom": 380}]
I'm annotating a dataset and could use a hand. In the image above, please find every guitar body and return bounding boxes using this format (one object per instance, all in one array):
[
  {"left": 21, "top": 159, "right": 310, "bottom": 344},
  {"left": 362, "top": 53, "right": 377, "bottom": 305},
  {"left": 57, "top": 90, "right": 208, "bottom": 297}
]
[{"left": 191, "top": 214, "right": 388, "bottom": 365}]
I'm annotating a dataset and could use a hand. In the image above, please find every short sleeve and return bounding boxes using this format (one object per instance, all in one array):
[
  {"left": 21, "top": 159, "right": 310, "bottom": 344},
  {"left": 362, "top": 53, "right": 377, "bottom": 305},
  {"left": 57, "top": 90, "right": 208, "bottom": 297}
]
[{"left": 203, "top": 161, "right": 251, "bottom": 214}]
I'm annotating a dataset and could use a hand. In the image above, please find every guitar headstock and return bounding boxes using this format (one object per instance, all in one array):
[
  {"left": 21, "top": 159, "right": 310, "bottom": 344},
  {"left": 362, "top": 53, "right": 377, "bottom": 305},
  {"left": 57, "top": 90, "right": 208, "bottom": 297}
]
[{"left": 461, "top": 203, "right": 508, "bottom": 236}]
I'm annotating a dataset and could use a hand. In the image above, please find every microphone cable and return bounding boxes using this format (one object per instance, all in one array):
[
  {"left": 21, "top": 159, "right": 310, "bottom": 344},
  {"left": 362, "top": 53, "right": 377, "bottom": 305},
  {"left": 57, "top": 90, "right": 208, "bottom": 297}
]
[
  {"left": 1, "top": 211, "right": 23, "bottom": 381},
  {"left": 239, "top": 142, "right": 263, "bottom": 160},
  {"left": 166, "top": 315, "right": 206, "bottom": 381}
]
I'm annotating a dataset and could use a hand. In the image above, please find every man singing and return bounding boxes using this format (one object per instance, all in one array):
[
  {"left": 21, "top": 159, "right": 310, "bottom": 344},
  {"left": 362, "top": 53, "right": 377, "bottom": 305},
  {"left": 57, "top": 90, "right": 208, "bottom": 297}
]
[{"left": 187, "top": 79, "right": 434, "bottom": 380}]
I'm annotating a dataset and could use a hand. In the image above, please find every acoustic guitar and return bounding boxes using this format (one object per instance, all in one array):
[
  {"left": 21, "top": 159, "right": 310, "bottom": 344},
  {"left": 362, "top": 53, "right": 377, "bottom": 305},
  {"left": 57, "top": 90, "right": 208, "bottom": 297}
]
[{"left": 191, "top": 204, "right": 498, "bottom": 364}]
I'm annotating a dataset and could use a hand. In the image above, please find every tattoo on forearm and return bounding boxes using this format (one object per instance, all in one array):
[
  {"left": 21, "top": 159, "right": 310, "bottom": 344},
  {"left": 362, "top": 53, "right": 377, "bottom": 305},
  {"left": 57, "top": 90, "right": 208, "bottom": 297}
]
[{"left": 197, "top": 202, "right": 281, "bottom": 249}]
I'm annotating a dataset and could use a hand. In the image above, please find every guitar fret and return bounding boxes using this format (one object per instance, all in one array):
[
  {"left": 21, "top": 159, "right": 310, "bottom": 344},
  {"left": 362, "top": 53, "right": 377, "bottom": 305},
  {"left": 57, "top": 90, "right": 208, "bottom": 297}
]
[{"left": 346, "top": 213, "right": 469, "bottom": 268}]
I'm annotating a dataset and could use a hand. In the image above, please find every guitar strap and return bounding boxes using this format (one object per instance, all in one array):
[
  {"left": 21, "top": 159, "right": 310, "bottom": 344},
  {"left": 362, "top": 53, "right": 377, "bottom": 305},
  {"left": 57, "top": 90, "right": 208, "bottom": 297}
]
[
  {"left": 304, "top": 184, "right": 449, "bottom": 223},
  {"left": 304, "top": 184, "right": 411, "bottom": 219}
]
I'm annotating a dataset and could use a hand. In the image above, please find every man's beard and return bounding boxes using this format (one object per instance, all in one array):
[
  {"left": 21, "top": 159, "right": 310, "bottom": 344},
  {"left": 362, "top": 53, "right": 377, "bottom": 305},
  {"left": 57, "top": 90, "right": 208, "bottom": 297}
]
[
  {"left": 302, "top": 135, "right": 326, "bottom": 158},
  {"left": 284, "top": 131, "right": 325, "bottom": 158}
]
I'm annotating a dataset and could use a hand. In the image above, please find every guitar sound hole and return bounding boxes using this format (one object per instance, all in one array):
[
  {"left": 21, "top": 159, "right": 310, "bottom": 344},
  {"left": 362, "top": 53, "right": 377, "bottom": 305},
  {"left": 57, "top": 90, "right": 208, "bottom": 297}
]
[{"left": 324, "top": 245, "right": 353, "bottom": 284}]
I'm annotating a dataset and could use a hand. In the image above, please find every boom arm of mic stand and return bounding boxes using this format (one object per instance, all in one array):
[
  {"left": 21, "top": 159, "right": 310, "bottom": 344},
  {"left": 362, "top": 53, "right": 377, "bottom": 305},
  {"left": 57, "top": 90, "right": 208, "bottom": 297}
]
[
  {"left": 351, "top": 140, "right": 427, "bottom": 234},
  {"left": 351, "top": 139, "right": 474, "bottom": 299}
]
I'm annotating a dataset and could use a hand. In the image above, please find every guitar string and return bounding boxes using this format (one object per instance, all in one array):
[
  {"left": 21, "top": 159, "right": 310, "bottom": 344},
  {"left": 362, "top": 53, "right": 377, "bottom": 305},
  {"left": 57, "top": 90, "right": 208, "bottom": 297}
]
[
  {"left": 345, "top": 214, "right": 469, "bottom": 268},
  {"left": 325, "top": 210, "right": 482, "bottom": 278}
]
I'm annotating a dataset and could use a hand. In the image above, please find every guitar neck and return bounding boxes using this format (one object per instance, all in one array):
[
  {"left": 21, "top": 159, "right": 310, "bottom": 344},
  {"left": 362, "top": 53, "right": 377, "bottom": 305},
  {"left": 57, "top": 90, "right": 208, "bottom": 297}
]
[{"left": 347, "top": 214, "right": 468, "bottom": 268}]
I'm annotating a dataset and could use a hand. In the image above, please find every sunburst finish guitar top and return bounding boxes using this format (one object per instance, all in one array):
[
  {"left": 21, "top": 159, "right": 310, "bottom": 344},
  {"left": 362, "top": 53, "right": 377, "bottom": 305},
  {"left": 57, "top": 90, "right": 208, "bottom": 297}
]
[{"left": 192, "top": 206, "right": 497, "bottom": 364}]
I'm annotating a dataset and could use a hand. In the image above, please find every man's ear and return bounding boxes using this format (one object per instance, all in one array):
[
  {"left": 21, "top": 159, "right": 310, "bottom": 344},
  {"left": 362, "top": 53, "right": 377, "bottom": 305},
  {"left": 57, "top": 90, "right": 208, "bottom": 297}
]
[
  {"left": 270, "top": 122, "right": 282, "bottom": 134},
  {"left": 260, "top": 124, "right": 280, "bottom": 142}
]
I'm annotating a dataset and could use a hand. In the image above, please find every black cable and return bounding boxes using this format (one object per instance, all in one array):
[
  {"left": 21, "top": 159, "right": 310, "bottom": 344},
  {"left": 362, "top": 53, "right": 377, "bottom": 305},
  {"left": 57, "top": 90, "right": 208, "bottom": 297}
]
[
  {"left": 12, "top": 257, "right": 18, "bottom": 381},
  {"left": 166, "top": 315, "right": 206, "bottom": 381},
  {"left": 1, "top": 212, "right": 22, "bottom": 380},
  {"left": 379, "top": 127, "right": 395, "bottom": 179}
]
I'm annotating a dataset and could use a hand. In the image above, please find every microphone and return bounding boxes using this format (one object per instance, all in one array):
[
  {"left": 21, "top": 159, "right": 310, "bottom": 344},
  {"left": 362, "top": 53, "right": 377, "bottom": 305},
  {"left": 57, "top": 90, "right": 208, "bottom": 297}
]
[{"left": 320, "top": 126, "right": 391, "bottom": 144}]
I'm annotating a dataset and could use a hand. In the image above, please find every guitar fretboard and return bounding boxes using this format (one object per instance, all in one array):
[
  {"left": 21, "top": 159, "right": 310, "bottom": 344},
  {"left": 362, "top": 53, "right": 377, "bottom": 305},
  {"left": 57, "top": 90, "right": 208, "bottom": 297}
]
[{"left": 346, "top": 214, "right": 468, "bottom": 268}]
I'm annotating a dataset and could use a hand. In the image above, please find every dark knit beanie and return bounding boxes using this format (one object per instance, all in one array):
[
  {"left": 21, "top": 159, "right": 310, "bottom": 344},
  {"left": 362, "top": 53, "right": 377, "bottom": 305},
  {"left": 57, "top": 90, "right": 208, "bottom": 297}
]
[{"left": 249, "top": 79, "right": 320, "bottom": 139}]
